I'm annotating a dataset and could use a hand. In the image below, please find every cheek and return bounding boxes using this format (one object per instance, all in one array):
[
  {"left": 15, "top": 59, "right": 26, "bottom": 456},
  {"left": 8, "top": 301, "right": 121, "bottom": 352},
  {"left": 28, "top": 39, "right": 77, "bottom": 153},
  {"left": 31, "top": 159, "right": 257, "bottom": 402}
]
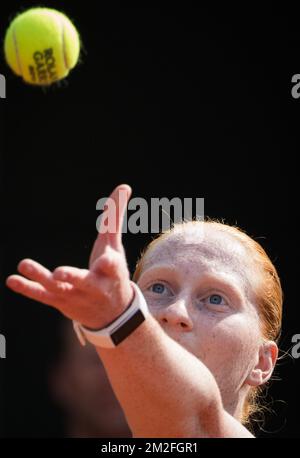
[{"left": 194, "top": 313, "right": 260, "bottom": 378}]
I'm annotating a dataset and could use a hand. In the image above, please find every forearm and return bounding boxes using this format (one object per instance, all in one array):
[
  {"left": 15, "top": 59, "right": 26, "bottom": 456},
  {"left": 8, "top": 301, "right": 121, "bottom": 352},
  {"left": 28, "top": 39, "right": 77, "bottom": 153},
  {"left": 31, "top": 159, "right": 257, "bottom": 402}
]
[{"left": 96, "top": 313, "right": 222, "bottom": 437}]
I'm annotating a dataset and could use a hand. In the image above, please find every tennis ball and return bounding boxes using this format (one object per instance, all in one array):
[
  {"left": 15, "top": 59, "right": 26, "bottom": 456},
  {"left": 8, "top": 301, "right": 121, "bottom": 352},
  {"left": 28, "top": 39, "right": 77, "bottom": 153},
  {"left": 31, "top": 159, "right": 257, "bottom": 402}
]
[{"left": 4, "top": 7, "right": 80, "bottom": 86}]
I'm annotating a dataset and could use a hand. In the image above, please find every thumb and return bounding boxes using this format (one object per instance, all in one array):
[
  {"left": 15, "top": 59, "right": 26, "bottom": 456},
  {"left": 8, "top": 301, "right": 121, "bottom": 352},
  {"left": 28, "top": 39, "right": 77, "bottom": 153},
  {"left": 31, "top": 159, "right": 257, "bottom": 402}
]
[{"left": 89, "top": 184, "right": 132, "bottom": 266}]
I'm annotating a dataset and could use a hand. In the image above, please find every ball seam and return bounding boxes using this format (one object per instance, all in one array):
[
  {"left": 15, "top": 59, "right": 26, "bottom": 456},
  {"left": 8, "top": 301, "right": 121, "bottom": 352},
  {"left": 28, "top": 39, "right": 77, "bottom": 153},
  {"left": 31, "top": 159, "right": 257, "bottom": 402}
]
[
  {"left": 12, "top": 25, "right": 23, "bottom": 77},
  {"left": 60, "top": 16, "right": 69, "bottom": 71},
  {"left": 44, "top": 10, "right": 69, "bottom": 73}
]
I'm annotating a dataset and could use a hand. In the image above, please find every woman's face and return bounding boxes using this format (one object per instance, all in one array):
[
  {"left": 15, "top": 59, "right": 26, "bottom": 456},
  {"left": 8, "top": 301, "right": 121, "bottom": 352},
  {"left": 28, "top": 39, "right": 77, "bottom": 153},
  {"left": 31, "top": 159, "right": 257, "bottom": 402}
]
[{"left": 137, "top": 225, "right": 268, "bottom": 414}]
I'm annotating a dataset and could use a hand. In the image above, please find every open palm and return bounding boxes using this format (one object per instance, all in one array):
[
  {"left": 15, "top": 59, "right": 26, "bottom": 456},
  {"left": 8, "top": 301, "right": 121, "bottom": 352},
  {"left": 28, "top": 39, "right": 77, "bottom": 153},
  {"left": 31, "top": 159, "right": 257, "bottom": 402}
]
[{"left": 6, "top": 184, "right": 134, "bottom": 329}]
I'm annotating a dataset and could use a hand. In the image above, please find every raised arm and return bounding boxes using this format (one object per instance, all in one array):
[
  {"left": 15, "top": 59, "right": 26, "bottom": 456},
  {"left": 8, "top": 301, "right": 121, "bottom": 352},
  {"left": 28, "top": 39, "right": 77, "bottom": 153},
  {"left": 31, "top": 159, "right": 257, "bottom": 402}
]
[{"left": 6, "top": 184, "right": 252, "bottom": 438}]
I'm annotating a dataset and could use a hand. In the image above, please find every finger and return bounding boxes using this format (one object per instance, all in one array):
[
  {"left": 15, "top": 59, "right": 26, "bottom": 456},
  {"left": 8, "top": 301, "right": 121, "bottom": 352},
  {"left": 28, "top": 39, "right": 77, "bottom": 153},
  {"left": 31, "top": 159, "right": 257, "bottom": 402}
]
[
  {"left": 109, "top": 184, "right": 132, "bottom": 250},
  {"left": 53, "top": 266, "right": 90, "bottom": 288},
  {"left": 90, "top": 184, "right": 132, "bottom": 265},
  {"left": 53, "top": 265, "right": 117, "bottom": 299},
  {"left": 6, "top": 275, "right": 59, "bottom": 306},
  {"left": 17, "top": 258, "right": 63, "bottom": 292}
]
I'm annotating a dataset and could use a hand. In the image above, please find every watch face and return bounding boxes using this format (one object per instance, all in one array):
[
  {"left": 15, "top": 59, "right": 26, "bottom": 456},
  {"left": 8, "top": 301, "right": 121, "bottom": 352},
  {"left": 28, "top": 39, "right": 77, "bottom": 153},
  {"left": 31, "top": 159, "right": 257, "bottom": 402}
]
[{"left": 111, "top": 310, "right": 146, "bottom": 346}]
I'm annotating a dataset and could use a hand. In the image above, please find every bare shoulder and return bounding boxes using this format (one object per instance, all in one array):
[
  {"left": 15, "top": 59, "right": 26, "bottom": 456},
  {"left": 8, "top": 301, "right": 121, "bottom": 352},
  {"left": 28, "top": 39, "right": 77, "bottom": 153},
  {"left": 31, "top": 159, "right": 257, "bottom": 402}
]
[
  {"left": 199, "top": 407, "right": 254, "bottom": 438},
  {"left": 219, "top": 410, "right": 254, "bottom": 438}
]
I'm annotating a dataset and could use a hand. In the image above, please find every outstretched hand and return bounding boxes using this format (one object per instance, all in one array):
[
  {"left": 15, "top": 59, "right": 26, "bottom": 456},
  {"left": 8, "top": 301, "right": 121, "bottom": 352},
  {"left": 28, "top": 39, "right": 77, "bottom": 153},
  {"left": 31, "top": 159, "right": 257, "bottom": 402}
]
[{"left": 6, "top": 184, "right": 134, "bottom": 329}]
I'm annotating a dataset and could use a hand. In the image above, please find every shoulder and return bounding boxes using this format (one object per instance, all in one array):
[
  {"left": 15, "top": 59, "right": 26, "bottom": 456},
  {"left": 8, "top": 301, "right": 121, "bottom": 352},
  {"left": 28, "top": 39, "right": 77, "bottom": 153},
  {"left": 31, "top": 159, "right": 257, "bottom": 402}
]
[
  {"left": 219, "top": 410, "right": 254, "bottom": 438},
  {"left": 199, "top": 406, "right": 254, "bottom": 438}
]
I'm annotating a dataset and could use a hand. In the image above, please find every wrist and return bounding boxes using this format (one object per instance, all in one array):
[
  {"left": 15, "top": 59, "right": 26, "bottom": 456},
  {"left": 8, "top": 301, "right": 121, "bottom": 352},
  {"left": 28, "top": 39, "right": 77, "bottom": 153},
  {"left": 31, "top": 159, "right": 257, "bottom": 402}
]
[
  {"left": 84, "top": 283, "right": 135, "bottom": 331},
  {"left": 73, "top": 282, "right": 149, "bottom": 348}
]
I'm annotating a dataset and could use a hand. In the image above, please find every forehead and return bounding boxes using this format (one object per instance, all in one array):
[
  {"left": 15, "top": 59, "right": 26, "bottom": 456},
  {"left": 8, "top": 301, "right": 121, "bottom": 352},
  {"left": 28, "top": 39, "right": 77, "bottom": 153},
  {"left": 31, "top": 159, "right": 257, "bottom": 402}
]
[{"left": 142, "top": 225, "right": 256, "bottom": 291}]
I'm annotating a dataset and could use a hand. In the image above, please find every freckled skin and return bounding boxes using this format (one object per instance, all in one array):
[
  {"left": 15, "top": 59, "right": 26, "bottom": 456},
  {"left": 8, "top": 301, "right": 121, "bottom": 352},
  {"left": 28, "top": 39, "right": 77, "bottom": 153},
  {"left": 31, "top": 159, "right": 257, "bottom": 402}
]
[
  {"left": 137, "top": 224, "right": 269, "bottom": 419},
  {"left": 6, "top": 180, "right": 279, "bottom": 436}
]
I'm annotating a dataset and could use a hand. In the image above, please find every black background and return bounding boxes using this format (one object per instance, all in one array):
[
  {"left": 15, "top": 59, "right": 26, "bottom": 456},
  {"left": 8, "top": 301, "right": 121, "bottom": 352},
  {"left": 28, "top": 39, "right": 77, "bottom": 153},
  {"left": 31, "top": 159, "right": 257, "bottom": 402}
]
[{"left": 0, "top": 2, "right": 299, "bottom": 438}]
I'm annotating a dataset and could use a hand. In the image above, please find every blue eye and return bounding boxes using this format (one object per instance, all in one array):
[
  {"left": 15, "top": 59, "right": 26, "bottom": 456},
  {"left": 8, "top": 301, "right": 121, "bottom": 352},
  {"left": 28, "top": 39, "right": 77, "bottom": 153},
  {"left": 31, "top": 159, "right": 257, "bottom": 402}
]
[
  {"left": 209, "top": 294, "right": 224, "bottom": 305},
  {"left": 150, "top": 283, "right": 166, "bottom": 294}
]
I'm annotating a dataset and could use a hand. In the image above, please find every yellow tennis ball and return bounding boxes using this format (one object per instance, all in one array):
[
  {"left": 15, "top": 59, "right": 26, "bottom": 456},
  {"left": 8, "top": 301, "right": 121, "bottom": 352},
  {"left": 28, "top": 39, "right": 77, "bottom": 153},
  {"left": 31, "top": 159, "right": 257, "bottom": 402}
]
[{"left": 4, "top": 7, "right": 80, "bottom": 86}]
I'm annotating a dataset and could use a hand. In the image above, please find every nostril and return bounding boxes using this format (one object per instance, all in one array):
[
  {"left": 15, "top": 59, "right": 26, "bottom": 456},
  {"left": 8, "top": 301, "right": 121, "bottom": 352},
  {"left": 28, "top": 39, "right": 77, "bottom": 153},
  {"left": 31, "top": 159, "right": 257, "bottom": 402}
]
[
  {"left": 162, "top": 318, "right": 168, "bottom": 323},
  {"left": 180, "top": 322, "right": 188, "bottom": 328}
]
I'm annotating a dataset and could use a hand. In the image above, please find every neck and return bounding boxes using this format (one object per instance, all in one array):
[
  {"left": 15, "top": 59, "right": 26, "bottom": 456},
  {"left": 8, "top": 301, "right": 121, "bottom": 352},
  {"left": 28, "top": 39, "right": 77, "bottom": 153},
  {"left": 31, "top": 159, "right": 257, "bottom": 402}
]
[{"left": 223, "top": 387, "right": 249, "bottom": 423}]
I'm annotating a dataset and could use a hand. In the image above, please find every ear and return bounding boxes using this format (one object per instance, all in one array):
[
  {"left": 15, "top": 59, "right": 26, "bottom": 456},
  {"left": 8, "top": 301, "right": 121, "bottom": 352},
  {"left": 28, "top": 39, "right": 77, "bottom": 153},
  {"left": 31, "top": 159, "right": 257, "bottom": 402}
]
[{"left": 246, "top": 340, "right": 278, "bottom": 387}]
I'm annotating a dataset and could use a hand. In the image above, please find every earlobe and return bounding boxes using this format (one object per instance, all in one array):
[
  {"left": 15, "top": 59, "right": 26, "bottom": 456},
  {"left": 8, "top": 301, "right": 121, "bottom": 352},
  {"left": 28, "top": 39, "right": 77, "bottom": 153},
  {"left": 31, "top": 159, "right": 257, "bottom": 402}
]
[{"left": 246, "top": 341, "right": 278, "bottom": 387}]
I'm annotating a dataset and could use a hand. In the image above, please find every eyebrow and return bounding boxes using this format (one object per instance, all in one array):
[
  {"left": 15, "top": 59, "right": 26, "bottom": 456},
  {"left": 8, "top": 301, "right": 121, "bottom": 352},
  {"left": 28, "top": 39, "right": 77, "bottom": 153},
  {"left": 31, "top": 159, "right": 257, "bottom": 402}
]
[
  {"left": 138, "top": 264, "right": 245, "bottom": 305},
  {"left": 138, "top": 264, "right": 177, "bottom": 281}
]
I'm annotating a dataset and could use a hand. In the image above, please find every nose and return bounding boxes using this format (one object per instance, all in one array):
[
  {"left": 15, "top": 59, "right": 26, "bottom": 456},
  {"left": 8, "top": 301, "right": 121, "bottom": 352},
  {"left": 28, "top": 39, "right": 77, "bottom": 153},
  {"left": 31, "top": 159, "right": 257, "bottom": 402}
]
[{"left": 157, "top": 298, "right": 193, "bottom": 331}]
